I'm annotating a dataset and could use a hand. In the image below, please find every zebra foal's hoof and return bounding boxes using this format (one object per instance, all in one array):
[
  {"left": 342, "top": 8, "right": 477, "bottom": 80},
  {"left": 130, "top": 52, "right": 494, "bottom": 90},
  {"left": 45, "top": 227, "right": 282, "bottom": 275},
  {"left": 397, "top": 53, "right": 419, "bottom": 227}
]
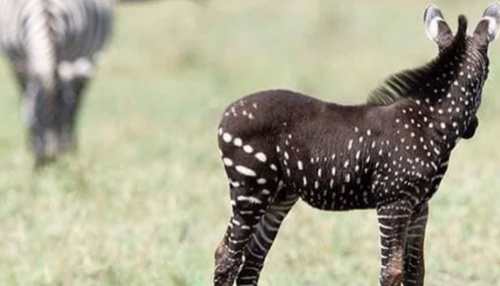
[{"left": 214, "top": 249, "right": 242, "bottom": 286}]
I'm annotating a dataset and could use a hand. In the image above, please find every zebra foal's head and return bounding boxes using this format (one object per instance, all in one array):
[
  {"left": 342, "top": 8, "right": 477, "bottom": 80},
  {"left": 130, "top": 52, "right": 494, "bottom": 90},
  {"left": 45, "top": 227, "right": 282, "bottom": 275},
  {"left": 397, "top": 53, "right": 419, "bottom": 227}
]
[
  {"left": 423, "top": 3, "right": 500, "bottom": 105},
  {"left": 419, "top": 3, "right": 499, "bottom": 138},
  {"left": 425, "top": 3, "right": 500, "bottom": 50}
]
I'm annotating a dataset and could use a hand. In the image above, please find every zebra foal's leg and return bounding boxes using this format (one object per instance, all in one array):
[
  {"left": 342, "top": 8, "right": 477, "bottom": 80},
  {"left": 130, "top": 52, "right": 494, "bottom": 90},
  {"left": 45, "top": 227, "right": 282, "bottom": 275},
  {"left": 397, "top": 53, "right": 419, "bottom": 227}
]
[
  {"left": 214, "top": 165, "right": 279, "bottom": 286},
  {"left": 236, "top": 188, "right": 298, "bottom": 286},
  {"left": 403, "top": 204, "right": 429, "bottom": 286},
  {"left": 377, "top": 201, "right": 413, "bottom": 286}
]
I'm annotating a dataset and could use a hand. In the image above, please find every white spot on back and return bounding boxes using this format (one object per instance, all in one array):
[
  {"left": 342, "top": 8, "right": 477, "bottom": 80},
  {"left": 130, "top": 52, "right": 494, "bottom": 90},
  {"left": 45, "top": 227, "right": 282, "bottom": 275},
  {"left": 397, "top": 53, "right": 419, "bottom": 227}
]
[
  {"left": 255, "top": 152, "right": 267, "bottom": 162},
  {"left": 243, "top": 145, "right": 254, "bottom": 153},
  {"left": 222, "top": 133, "right": 232, "bottom": 143},
  {"left": 233, "top": 138, "right": 243, "bottom": 147},
  {"left": 223, "top": 158, "right": 233, "bottom": 166},
  {"left": 235, "top": 165, "right": 257, "bottom": 177}
]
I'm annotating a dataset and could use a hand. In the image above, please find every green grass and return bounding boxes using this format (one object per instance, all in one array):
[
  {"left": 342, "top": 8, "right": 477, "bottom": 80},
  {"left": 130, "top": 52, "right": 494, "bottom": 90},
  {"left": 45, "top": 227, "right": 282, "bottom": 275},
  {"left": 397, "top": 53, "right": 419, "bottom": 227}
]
[{"left": 0, "top": 1, "right": 499, "bottom": 285}]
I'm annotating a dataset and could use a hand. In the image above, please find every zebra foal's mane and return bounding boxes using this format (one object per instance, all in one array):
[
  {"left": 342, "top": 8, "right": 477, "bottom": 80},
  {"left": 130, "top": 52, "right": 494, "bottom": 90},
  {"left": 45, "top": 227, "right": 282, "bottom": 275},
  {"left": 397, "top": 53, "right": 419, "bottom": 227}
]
[{"left": 367, "top": 15, "right": 469, "bottom": 106}]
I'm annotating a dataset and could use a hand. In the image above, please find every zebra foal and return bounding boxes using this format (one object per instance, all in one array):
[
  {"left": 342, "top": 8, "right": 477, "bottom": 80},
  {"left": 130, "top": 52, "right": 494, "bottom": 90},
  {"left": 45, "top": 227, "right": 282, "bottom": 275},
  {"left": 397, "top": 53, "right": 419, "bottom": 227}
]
[
  {"left": 214, "top": 4, "right": 499, "bottom": 286},
  {"left": 0, "top": 0, "right": 114, "bottom": 166}
]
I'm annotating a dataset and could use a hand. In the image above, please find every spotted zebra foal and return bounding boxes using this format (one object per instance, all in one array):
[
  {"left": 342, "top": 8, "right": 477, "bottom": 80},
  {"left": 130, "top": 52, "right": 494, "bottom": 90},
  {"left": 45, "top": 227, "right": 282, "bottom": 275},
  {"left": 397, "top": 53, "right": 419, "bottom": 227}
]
[{"left": 214, "top": 4, "right": 499, "bottom": 286}]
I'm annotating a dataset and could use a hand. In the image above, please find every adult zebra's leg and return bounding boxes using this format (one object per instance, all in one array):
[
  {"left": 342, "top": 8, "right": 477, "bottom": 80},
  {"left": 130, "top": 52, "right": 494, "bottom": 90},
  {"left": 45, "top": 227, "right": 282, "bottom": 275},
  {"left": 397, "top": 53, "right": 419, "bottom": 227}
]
[
  {"left": 403, "top": 204, "right": 429, "bottom": 286},
  {"left": 377, "top": 201, "right": 413, "bottom": 286},
  {"left": 23, "top": 77, "right": 57, "bottom": 166},
  {"left": 11, "top": 63, "right": 27, "bottom": 92},
  {"left": 214, "top": 174, "right": 278, "bottom": 286},
  {"left": 58, "top": 76, "right": 90, "bottom": 153},
  {"left": 57, "top": 58, "right": 95, "bottom": 153},
  {"left": 236, "top": 187, "right": 298, "bottom": 286}
]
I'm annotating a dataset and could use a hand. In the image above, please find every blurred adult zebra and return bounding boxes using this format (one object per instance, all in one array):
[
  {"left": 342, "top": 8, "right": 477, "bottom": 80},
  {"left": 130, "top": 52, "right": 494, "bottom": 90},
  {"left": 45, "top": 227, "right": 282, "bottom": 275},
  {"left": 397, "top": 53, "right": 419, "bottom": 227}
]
[{"left": 0, "top": 0, "right": 114, "bottom": 166}]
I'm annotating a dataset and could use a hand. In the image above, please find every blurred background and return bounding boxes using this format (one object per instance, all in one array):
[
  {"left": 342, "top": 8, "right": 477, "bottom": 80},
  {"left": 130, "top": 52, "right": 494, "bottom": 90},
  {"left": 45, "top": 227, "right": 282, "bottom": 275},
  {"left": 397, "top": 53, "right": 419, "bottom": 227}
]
[{"left": 0, "top": 0, "right": 499, "bottom": 285}]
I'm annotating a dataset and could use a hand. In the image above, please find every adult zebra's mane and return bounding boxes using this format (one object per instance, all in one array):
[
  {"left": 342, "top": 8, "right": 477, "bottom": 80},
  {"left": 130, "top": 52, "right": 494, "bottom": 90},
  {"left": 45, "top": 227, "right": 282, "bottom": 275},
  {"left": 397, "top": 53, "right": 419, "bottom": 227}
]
[{"left": 367, "top": 15, "right": 469, "bottom": 106}]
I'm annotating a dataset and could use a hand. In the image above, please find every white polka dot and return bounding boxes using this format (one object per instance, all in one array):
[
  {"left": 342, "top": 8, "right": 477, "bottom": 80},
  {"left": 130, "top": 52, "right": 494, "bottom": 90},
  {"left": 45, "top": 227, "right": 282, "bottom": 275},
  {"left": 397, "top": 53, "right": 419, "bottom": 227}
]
[
  {"left": 243, "top": 145, "right": 254, "bottom": 153},
  {"left": 223, "top": 133, "right": 232, "bottom": 143},
  {"left": 223, "top": 158, "right": 233, "bottom": 166},
  {"left": 297, "top": 160, "right": 303, "bottom": 170},
  {"left": 255, "top": 152, "right": 267, "bottom": 162},
  {"left": 231, "top": 138, "right": 241, "bottom": 147},
  {"left": 345, "top": 174, "right": 351, "bottom": 183},
  {"left": 348, "top": 140, "right": 353, "bottom": 150},
  {"left": 235, "top": 165, "right": 257, "bottom": 177}
]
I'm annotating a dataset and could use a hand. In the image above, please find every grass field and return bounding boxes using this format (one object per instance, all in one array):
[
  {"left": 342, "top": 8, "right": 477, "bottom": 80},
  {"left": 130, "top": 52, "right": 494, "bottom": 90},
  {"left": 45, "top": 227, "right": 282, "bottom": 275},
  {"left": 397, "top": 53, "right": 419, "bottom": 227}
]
[{"left": 0, "top": 1, "right": 499, "bottom": 285}]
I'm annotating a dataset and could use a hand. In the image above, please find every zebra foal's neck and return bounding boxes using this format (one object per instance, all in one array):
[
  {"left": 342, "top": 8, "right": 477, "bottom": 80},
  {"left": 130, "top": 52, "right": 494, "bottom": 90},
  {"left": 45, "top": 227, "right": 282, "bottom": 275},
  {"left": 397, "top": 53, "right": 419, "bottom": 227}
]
[{"left": 369, "top": 16, "right": 488, "bottom": 151}]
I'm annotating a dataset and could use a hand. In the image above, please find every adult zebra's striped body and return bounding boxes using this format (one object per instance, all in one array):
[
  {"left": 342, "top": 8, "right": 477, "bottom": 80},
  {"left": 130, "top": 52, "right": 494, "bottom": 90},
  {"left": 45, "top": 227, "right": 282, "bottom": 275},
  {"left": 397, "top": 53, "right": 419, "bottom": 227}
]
[{"left": 0, "top": 0, "right": 114, "bottom": 165}]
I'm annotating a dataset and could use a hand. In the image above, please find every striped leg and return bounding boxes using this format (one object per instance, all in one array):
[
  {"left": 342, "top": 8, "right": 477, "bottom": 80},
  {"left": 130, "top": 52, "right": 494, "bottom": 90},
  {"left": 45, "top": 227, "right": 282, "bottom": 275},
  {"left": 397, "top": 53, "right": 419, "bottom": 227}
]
[
  {"left": 24, "top": 77, "right": 57, "bottom": 166},
  {"left": 11, "top": 63, "right": 27, "bottom": 92},
  {"left": 58, "top": 77, "right": 89, "bottom": 152},
  {"left": 236, "top": 188, "right": 298, "bottom": 286},
  {"left": 403, "top": 204, "right": 428, "bottom": 286},
  {"left": 377, "top": 202, "right": 413, "bottom": 286},
  {"left": 214, "top": 164, "right": 279, "bottom": 286}
]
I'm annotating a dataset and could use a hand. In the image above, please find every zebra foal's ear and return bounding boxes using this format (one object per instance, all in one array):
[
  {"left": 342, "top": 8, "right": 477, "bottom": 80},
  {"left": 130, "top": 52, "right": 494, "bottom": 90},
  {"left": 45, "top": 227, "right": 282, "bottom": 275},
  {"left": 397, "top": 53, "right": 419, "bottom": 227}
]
[
  {"left": 474, "top": 3, "right": 500, "bottom": 46},
  {"left": 424, "top": 4, "right": 453, "bottom": 48}
]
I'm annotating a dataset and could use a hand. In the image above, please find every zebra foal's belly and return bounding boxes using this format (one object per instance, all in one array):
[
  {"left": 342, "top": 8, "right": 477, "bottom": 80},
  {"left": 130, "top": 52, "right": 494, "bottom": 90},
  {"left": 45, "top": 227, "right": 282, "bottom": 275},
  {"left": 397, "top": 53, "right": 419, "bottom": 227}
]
[
  {"left": 276, "top": 141, "right": 377, "bottom": 211},
  {"left": 283, "top": 164, "right": 377, "bottom": 211},
  {"left": 296, "top": 183, "right": 377, "bottom": 211}
]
